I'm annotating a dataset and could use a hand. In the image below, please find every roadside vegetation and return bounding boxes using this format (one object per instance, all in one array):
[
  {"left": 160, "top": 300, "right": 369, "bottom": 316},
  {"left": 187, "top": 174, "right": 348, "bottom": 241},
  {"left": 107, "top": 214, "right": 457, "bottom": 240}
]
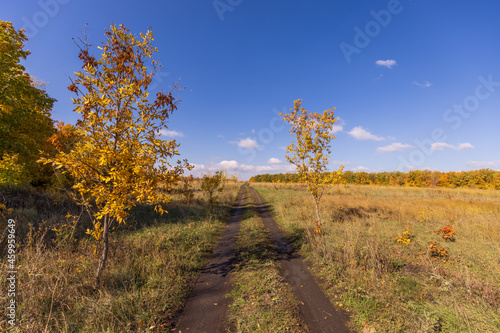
[
  {"left": 0, "top": 181, "right": 240, "bottom": 332},
  {"left": 252, "top": 182, "right": 500, "bottom": 332}
]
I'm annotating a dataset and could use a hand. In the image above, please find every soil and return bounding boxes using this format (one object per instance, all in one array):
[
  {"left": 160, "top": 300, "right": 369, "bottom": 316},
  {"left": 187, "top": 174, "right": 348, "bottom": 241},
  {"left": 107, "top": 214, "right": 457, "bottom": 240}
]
[{"left": 174, "top": 186, "right": 247, "bottom": 332}]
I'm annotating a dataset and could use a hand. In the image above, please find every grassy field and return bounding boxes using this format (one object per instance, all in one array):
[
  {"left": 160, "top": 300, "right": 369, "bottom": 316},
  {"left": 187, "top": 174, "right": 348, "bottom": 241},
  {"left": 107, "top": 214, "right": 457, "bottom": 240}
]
[
  {"left": 0, "top": 181, "right": 240, "bottom": 332},
  {"left": 251, "top": 182, "right": 500, "bottom": 332}
]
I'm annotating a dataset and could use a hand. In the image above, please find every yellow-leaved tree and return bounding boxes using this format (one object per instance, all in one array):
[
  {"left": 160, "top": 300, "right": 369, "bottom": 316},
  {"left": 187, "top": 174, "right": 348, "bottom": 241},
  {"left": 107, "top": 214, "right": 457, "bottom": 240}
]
[
  {"left": 201, "top": 170, "right": 227, "bottom": 206},
  {"left": 0, "top": 21, "right": 56, "bottom": 186},
  {"left": 40, "top": 24, "right": 190, "bottom": 286},
  {"left": 280, "top": 99, "right": 342, "bottom": 230}
]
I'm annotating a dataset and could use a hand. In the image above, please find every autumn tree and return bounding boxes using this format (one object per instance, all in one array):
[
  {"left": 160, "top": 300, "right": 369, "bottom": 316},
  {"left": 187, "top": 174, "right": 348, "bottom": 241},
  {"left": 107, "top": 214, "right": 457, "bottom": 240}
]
[
  {"left": 40, "top": 24, "right": 189, "bottom": 287},
  {"left": 280, "top": 99, "right": 341, "bottom": 228},
  {"left": 201, "top": 170, "right": 227, "bottom": 206},
  {"left": 179, "top": 175, "right": 195, "bottom": 206},
  {"left": 0, "top": 21, "right": 56, "bottom": 186}
]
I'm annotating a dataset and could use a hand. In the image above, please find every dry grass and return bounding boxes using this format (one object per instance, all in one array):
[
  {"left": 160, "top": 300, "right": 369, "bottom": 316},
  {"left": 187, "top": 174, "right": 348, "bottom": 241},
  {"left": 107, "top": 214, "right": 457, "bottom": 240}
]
[
  {"left": 0, "top": 181, "right": 241, "bottom": 332},
  {"left": 252, "top": 182, "right": 500, "bottom": 332}
]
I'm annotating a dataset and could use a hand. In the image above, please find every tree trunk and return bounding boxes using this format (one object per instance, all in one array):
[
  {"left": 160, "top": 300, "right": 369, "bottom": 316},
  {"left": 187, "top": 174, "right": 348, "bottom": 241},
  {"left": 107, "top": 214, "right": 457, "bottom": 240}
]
[
  {"left": 95, "top": 215, "right": 110, "bottom": 288},
  {"left": 312, "top": 194, "right": 321, "bottom": 227}
]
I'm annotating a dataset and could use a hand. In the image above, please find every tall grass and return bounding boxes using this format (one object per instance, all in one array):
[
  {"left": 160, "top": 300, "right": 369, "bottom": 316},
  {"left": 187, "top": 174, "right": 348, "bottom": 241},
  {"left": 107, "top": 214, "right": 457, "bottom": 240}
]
[
  {"left": 0, "top": 181, "right": 240, "bottom": 332},
  {"left": 252, "top": 183, "right": 500, "bottom": 332}
]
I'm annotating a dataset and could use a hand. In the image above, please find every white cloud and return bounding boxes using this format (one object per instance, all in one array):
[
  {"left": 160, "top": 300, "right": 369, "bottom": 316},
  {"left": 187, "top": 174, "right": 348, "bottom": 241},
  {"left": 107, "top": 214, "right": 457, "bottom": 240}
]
[
  {"left": 331, "top": 124, "right": 344, "bottom": 134},
  {"left": 348, "top": 126, "right": 384, "bottom": 141},
  {"left": 217, "top": 134, "right": 224, "bottom": 139},
  {"left": 352, "top": 166, "right": 369, "bottom": 171},
  {"left": 375, "top": 59, "right": 397, "bottom": 69},
  {"left": 377, "top": 142, "right": 415, "bottom": 153},
  {"left": 413, "top": 81, "right": 432, "bottom": 88},
  {"left": 159, "top": 129, "right": 184, "bottom": 137},
  {"left": 186, "top": 160, "right": 296, "bottom": 180},
  {"left": 332, "top": 160, "right": 352, "bottom": 166},
  {"left": 430, "top": 142, "right": 455, "bottom": 151},
  {"left": 191, "top": 163, "right": 206, "bottom": 171},
  {"left": 217, "top": 160, "right": 276, "bottom": 173},
  {"left": 466, "top": 160, "right": 500, "bottom": 169},
  {"left": 431, "top": 142, "right": 475, "bottom": 151},
  {"left": 237, "top": 138, "right": 259, "bottom": 149},
  {"left": 330, "top": 118, "right": 345, "bottom": 134},
  {"left": 457, "top": 142, "right": 474, "bottom": 150},
  {"left": 267, "top": 158, "right": 282, "bottom": 164}
]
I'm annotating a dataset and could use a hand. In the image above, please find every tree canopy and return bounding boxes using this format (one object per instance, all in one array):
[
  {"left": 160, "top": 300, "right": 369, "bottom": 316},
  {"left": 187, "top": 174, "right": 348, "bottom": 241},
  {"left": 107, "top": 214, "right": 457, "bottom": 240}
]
[
  {"left": 40, "top": 24, "right": 190, "bottom": 286},
  {"left": 0, "top": 21, "right": 56, "bottom": 186}
]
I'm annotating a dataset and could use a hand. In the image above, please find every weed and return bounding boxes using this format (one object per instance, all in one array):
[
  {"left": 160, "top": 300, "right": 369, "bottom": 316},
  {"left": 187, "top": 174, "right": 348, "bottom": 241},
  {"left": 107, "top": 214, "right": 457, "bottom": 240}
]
[
  {"left": 428, "top": 241, "right": 449, "bottom": 258},
  {"left": 436, "top": 225, "right": 456, "bottom": 242}
]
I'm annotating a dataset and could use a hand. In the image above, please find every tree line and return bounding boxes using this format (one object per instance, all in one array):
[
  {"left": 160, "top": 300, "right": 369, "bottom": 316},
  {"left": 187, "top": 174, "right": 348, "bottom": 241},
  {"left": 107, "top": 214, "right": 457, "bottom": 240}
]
[{"left": 249, "top": 169, "right": 500, "bottom": 189}]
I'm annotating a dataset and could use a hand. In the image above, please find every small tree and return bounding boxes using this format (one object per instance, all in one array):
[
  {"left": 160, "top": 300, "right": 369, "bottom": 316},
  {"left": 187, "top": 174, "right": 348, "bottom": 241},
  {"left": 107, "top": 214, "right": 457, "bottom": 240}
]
[
  {"left": 280, "top": 99, "right": 341, "bottom": 228},
  {"left": 179, "top": 175, "right": 195, "bottom": 206},
  {"left": 40, "top": 24, "right": 189, "bottom": 287},
  {"left": 201, "top": 170, "right": 227, "bottom": 206},
  {"left": 229, "top": 173, "right": 238, "bottom": 182}
]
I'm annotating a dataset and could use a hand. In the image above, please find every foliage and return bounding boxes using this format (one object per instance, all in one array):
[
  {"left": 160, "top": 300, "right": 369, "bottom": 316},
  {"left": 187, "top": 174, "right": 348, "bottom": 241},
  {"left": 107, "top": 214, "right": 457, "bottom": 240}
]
[
  {"left": 201, "top": 170, "right": 227, "bottom": 206},
  {"left": 179, "top": 175, "right": 195, "bottom": 206},
  {"left": 436, "top": 225, "right": 455, "bottom": 242},
  {"left": 229, "top": 173, "right": 238, "bottom": 182},
  {"left": 428, "top": 241, "right": 448, "bottom": 258},
  {"left": 39, "top": 24, "right": 189, "bottom": 286},
  {"left": 280, "top": 99, "right": 342, "bottom": 226},
  {"left": 47, "top": 120, "right": 79, "bottom": 154},
  {"left": 0, "top": 21, "right": 56, "bottom": 186},
  {"left": 250, "top": 168, "right": 500, "bottom": 190},
  {"left": 0, "top": 153, "right": 25, "bottom": 185},
  {"left": 395, "top": 225, "right": 413, "bottom": 245}
]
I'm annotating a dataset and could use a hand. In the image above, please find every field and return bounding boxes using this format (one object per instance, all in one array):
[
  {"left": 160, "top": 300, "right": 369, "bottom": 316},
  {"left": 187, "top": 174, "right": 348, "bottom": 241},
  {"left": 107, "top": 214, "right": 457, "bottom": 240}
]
[
  {"left": 0, "top": 181, "right": 240, "bottom": 332},
  {"left": 251, "top": 182, "right": 500, "bottom": 332},
  {"left": 1, "top": 181, "right": 499, "bottom": 332}
]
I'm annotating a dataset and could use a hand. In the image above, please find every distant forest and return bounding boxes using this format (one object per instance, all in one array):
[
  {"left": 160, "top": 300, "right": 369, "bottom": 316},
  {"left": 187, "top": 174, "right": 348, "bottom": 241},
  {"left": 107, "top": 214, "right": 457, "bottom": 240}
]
[{"left": 249, "top": 169, "right": 500, "bottom": 189}]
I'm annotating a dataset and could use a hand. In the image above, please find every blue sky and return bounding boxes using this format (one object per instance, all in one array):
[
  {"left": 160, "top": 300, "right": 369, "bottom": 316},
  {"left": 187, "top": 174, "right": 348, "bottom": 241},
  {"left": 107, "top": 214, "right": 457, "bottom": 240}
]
[{"left": 3, "top": 0, "right": 500, "bottom": 180}]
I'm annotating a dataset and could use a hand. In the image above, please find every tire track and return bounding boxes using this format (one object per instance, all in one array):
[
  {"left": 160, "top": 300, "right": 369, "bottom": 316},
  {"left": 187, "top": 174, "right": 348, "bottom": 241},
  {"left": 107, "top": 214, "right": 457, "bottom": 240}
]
[
  {"left": 175, "top": 185, "right": 248, "bottom": 333},
  {"left": 248, "top": 185, "right": 352, "bottom": 333}
]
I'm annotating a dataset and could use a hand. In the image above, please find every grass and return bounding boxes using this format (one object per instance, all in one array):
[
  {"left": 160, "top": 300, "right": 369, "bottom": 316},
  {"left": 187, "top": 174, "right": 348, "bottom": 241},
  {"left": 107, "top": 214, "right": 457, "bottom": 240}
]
[
  {"left": 0, "top": 181, "right": 241, "bottom": 332},
  {"left": 227, "top": 186, "right": 306, "bottom": 332},
  {"left": 251, "top": 182, "right": 500, "bottom": 332}
]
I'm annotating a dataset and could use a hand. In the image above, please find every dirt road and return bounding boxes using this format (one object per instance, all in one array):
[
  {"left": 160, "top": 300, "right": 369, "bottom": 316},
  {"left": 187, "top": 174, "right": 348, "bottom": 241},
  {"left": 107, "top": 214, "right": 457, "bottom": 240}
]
[
  {"left": 175, "top": 186, "right": 247, "bottom": 332},
  {"left": 248, "top": 186, "right": 351, "bottom": 332},
  {"left": 175, "top": 185, "right": 351, "bottom": 332}
]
